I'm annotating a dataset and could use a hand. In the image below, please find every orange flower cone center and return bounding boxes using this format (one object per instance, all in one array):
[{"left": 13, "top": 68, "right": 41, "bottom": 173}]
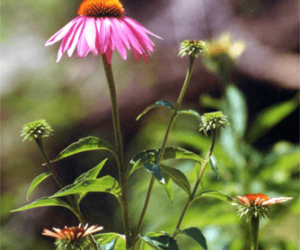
[
  {"left": 60, "top": 227, "right": 86, "bottom": 240},
  {"left": 240, "top": 193, "right": 270, "bottom": 204},
  {"left": 78, "top": 0, "right": 125, "bottom": 17}
]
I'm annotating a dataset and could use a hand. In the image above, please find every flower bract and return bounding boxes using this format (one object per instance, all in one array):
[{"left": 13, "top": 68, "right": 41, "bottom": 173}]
[
  {"left": 45, "top": 0, "right": 161, "bottom": 64},
  {"left": 42, "top": 224, "right": 103, "bottom": 250},
  {"left": 232, "top": 193, "right": 293, "bottom": 221}
]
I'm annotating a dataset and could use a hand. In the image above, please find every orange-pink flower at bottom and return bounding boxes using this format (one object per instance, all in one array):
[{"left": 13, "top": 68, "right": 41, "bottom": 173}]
[
  {"left": 43, "top": 224, "right": 103, "bottom": 250},
  {"left": 232, "top": 193, "right": 293, "bottom": 221}
]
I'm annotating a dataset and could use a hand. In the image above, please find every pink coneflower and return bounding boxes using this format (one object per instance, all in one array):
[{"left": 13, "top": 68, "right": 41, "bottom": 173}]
[
  {"left": 45, "top": 0, "right": 161, "bottom": 64},
  {"left": 42, "top": 224, "right": 103, "bottom": 250},
  {"left": 232, "top": 193, "right": 293, "bottom": 221}
]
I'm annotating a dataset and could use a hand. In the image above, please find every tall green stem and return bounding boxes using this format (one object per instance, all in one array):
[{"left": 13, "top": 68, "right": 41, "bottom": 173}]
[
  {"left": 34, "top": 138, "right": 99, "bottom": 250},
  {"left": 172, "top": 127, "right": 218, "bottom": 237},
  {"left": 102, "top": 55, "right": 131, "bottom": 248},
  {"left": 134, "top": 56, "right": 197, "bottom": 240},
  {"left": 251, "top": 216, "right": 260, "bottom": 250}
]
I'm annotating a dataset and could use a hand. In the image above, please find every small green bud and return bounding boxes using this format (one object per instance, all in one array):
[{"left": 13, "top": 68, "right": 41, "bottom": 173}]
[
  {"left": 21, "top": 120, "right": 53, "bottom": 141},
  {"left": 178, "top": 40, "right": 206, "bottom": 58},
  {"left": 200, "top": 111, "right": 230, "bottom": 132}
]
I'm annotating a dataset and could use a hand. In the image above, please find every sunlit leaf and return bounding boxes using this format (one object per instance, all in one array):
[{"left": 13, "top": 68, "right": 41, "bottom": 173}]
[
  {"left": 192, "top": 191, "right": 237, "bottom": 205},
  {"left": 247, "top": 96, "right": 298, "bottom": 143},
  {"left": 51, "top": 136, "right": 116, "bottom": 162},
  {"left": 161, "top": 171, "right": 174, "bottom": 202},
  {"left": 127, "top": 147, "right": 204, "bottom": 177},
  {"left": 224, "top": 84, "right": 247, "bottom": 137},
  {"left": 140, "top": 233, "right": 179, "bottom": 250},
  {"left": 51, "top": 176, "right": 122, "bottom": 202},
  {"left": 75, "top": 158, "right": 108, "bottom": 204},
  {"left": 136, "top": 100, "right": 174, "bottom": 121},
  {"left": 160, "top": 165, "right": 191, "bottom": 196},
  {"left": 11, "top": 197, "right": 76, "bottom": 214},
  {"left": 209, "top": 155, "right": 220, "bottom": 179},
  {"left": 144, "top": 163, "right": 165, "bottom": 184},
  {"left": 94, "top": 233, "right": 125, "bottom": 250},
  {"left": 26, "top": 172, "right": 52, "bottom": 201},
  {"left": 180, "top": 227, "right": 207, "bottom": 250}
]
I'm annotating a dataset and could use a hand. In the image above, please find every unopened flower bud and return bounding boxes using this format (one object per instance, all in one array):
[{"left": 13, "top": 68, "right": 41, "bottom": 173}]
[
  {"left": 21, "top": 120, "right": 53, "bottom": 141},
  {"left": 200, "top": 111, "right": 230, "bottom": 132},
  {"left": 178, "top": 40, "right": 206, "bottom": 58}
]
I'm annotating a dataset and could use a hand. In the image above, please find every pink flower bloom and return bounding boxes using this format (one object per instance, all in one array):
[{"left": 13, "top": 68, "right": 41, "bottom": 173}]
[{"left": 45, "top": 0, "right": 161, "bottom": 64}]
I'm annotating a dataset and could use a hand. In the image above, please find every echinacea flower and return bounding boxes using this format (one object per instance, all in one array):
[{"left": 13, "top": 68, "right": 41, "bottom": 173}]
[
  {"left": 45, "top": 0, "right": 161, "bottom": 64},
  {"left": 199, "top": 111, "right": 230, "bottom": 132},
  {"left": 42, "top": 224, "right": 103, "bottom": 250},
  {"left": 232, "top": 193, "right": 293, "bottom": 221}
]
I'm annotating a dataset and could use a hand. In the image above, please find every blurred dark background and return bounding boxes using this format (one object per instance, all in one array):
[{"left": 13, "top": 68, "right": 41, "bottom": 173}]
[{"left": 1, "top": 0, "right": 299, "bottom": 249}]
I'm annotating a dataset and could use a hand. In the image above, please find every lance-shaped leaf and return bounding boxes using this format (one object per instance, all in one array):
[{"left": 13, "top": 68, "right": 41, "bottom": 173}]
[
  {"left": 51, "top": 136, "right": 116, "bottom": 163},
  {"left": 140, "top": 233, "right": 179, "bottom": 250},
  {"left": 177, "top": 110, "right": 206, "bottom": 136},
  {"left": 94, "top": 233, "right": 125, "bottom": 250},
  {"left": 209, "top": 155, "right": 220, "bottom": 179},
  {"left": 180, "top": 227, "right": 207, "bottom": 250},
  {"left": 74, "top": 158, "right": 108, "bottom": 204},
  {"left": 11, "top": 197, "right": 76, "bottom": 215},
  {"left": 160, "top": 171, "right": 174, "bottom": 201},
  {"left": 136, "top": 100, "right": 174, "bottom": 121},
  {"left": 51, "top": 176, "right": 122, "bottom": 202},
  {"left": 192, "top": 191, "right": 237, "bottom": 205},
  {"left": 144, "top": 163, "right": 165, "bottom": 184},
  {"left": 127, "top": 147, "right": 204, "bottom": 177},
  {"left": 224, "top": 84, "right": 247, "bottom": 137},
  {"left": 247, "top": 95, "right": 299, "bottom": 143},
  {"left": 26, "top": 172, "right": 52, "bottom": 201},
  {"left": 160, "top": 165, "right": 191, "bottom": 196}
]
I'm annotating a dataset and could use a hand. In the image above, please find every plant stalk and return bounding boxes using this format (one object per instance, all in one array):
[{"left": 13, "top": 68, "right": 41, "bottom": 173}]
[
  {"left": 102, "top": 55, "right": 131, "bottom": 248},
  {"left": 172, "top": 127, "right": 218, "bottom": 237},
  {"left": 134, "top": 56, "right": 197, "bottom": 242},
  {"left": 251, "top": 216, "right": 260, "bottom": 250},
  {"left": 34, "top": 138, "right": 99, "bottom": 250}
]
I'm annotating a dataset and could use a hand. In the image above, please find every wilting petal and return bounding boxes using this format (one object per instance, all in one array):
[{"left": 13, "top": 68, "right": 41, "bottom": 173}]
[{"left": 262, "top": 197, "right": 293, "bottom": 206}]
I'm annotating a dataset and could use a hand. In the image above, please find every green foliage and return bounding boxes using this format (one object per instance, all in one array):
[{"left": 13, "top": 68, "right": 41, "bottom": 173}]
[
  {"left": 179, "top": 227, "right": 207, "bottom": 250},
  {"left": 94, "top": 233, "right": 126, "bottom": 250},
  {"left": 11, "top": 197, "right": 77, "bottom": 215},
  {"left": 136, "top": 100, "right": 174, "bottom": 121},
  {"left": 26, "top": 172, "right": 52, "bottom": 201},
  {"left": 208, "top": 155, "right": 220, "bottom": 179},
  {"left": 144, "top": 163, "right": 165, "bottom": 184},
  {"left": 140, "top": 232, "right": 179, "bottom": 250},
  {"left": 51, "top": 136, "right": 116, "bottom": 163},
  {"left": 192, "top": 191, "right": 237, "bottom": 205},
  {"left": 51, "top": 176, "right": 122, "bottom": 203},
  {"left": 127, "top": 147, "right": 204, "bottom": 177}
]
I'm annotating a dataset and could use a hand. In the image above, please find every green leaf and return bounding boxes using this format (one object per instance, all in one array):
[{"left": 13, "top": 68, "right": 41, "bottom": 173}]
[
  {"left": 209, "top": 155, "right": 220, "bottom": 179},
  {"left": 247, "top": 96, "right": 299, "bottom": 143},
  {"left": 180, "top": 227, "right": 207, "bottom": 250},
  {"left": 75, "top": 158, "right": 108, "bottom": 204},
  {"left": 160, "top": 165, "right": 191, "bottom": 196},
  {"left": 144, "top": 163, "right": 165, "bottom": 184},
  {"left": 177, "top": 110, "right": 206, "bottom": 136},
  {"left": 199, "top": 95, "right": 222, "bottom": 109},
  {"left": 94, "top": 233, "right": 126, "bottom": 250},
  {"left": 51, "top": 136, "right": 116, "bottom": 163},
  {"left": 140, "top": 233, "right": 179, "bottom": 250},
  {"left": 51, "top": 176, "right": 122, "bottom": 201},
  {"left": 11, "top": 197, "right": 76, "bottom": 214},
  {"left": 192, "top": 191, "right": 237, "bottom": 205},
  {"left": 136, "top": 100, "right": 174, "bottom": 121},
  {"left": 26, "top": 172, "right": 52, "bottom": 201},
  {"left": 160, "top": 171, "right": 174, "bottom": 202},
  {"left": 224, "top": 84, "right": 247, "bottom": 137},
  {"left": 127, "top": 147, "right": 204, "bottom": 177},
  {"left": 140, "top": 232, "right": 165, "bottom": 250}
]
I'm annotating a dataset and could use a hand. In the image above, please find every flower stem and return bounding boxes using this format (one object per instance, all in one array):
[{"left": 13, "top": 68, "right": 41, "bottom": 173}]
[
  {"left": 172, "top": 127, "right": 218, "bottom": 237},
  {"left": 102, "top": 55, "right": 131, "bottom": 248},
  {"left": 34, "top": 138, "right": 99, "bottom": 250},
  {"left": 134, "top": 56, "right": 197, "bottom": 241},
  {"left": 251, "top": 216, "right": 260, "bottom": 250}
]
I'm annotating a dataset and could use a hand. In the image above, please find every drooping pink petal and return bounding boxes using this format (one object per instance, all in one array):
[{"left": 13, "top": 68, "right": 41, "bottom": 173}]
[
  {"left": 85, "top": 18, "right": 97, "bottom": 56},
  {"left": 67, "top": 20, "right": 85, "bottom": 58},
  {"left": 262, "top": 197, "right": 293, "bottom": 205},
  {"left": 105, "top": 46, "right": 113, "bottom": 64},
  {"left": 110, "top": 19, "right": 127, "bottom": 60}
]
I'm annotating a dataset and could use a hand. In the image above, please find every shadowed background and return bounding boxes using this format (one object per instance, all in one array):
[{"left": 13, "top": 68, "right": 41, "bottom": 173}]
[{"left": 1, "top": 0, "right": 299, "bottom": 249}]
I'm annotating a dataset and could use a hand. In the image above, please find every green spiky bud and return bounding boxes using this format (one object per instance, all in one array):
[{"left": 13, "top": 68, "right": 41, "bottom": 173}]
[
  {"left": 178, "top": 40, "right": 206, "bottom": 58},
  {"left": 200, "top": 111, "right": 230, "bottom": 132},
  {"left": 21, "top": 120, "right": 53, "bottom": 141}
]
